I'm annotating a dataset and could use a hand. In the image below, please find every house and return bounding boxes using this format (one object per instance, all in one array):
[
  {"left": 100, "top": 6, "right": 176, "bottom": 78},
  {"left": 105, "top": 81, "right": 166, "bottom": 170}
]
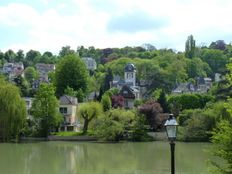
[
  {"left": 2, "top": 62, "right": 24, "bottom": 81},
  {"left": 82, "top": 57, "right": 97, "bottom": 71},
  {"left": 196, "top": 77, "right": 212, "bottom": 92},
  {"left": 172, "top": 77, "right": 212, "bottom": 94},
  {"left": 59, "top": 95, "right": 80, "bottom": 132},
  {"left": 35, "top": 63, "right": 55, "bottom": 82},
  {"left": 119, "top": 85, "right": 136, "bottom": 109},
  {"left": 172, "top": 82, "right": 195, "bottom": 94},
  {"left": 112, "top": 63, "right": 141, "bottom": 108}
]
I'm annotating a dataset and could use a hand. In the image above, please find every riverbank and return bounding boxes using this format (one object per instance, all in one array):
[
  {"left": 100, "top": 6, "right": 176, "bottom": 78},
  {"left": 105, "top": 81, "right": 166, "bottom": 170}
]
[
  {"left": 20, "top": 136, "right": 97, "bottom": 142},
  {"left": 20, "top": 131, "right": 167, "bottom": 142}
]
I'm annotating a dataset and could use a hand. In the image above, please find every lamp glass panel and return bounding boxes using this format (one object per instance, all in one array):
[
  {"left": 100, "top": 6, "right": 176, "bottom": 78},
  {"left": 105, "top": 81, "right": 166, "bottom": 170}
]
[{"left": 166, "top": 125, "right": 176, "bottom": 138}]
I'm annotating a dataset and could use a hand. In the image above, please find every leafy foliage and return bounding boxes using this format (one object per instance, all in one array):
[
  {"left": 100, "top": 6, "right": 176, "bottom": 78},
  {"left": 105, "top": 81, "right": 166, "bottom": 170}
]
[
  {"left": 55, "top": 54, "right": 89, "bottom": 97},
  {"left": 78, "top": 102, "right": 103, "bottom": 133},
  {"left": 31, "top": 83, "right": 62, "bottom": 137},
  {"left": 0, "top": 80, "right": 26, "bottom": 142},
  {"left": 185, "top": 35, "right": 195, "bottom": 58},
  {"left": 94, "top": 109, "right": 135, "bottom": 141},
  {"left": 138, "top": 100, "right": 163, "bottom": 130}
]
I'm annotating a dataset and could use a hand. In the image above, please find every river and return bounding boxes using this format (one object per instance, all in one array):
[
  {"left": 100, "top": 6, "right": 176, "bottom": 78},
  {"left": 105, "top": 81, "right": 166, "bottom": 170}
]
[{"left": 0, "top": 141, "right": 212, "bottom": 174}]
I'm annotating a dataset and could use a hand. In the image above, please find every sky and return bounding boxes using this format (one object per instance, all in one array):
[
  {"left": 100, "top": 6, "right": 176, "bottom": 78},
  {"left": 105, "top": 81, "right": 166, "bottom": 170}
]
[{"left": 0, "top": 0, "right": 232, "bottom": 54}]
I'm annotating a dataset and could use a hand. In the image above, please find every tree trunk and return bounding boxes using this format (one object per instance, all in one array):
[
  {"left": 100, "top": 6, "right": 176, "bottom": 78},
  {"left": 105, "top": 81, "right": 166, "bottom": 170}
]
[{"left": 83, "top": 119, "right": 89, "bottom": 134}]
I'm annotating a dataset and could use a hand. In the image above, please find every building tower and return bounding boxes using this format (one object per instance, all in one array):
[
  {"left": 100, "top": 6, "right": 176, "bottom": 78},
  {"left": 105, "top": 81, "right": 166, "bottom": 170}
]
[{"left": 124, "top": 63, "right": 136, "bottom": 86}]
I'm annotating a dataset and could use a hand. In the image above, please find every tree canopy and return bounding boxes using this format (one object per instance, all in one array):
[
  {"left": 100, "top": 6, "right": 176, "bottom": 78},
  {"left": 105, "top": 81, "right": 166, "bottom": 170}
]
[
  {"left": 55, "top": 54, "right": 89, "bottom": 97},
  {"left": 31, "top": 83, "right": 62, "bottom": 137},
  {"left": 0, "top": 79, "right": 26, "bottom": 142}
]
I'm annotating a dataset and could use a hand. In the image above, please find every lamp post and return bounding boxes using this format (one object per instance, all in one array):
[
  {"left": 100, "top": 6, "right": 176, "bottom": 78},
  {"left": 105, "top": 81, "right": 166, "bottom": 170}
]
[{"left": 164, "top": 114, "right": 178, "bottom": 174}]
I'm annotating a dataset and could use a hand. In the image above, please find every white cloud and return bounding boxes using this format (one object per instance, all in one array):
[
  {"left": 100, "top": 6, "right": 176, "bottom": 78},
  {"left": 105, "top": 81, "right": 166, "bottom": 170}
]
[{"left": 0, "top": 0, "right": 232, "bottom": 53}]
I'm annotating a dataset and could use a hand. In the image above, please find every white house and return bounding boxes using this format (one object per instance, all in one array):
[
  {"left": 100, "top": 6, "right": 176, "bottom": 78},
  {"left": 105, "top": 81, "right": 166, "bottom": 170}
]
[{"left": 59, "top": 95, "right": 80, "bottom": 132}]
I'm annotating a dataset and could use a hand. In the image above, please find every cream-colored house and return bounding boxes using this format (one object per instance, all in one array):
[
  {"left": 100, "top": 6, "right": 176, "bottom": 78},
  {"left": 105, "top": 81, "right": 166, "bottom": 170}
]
[{"left": 59, "top": 95, "right": 80, "bottom": 132}]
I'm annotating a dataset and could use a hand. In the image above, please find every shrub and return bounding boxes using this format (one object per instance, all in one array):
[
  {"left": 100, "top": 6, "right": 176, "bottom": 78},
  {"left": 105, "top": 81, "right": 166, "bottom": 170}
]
[{"left": 93, "top": 109, "right": 135, "bottom": 141}]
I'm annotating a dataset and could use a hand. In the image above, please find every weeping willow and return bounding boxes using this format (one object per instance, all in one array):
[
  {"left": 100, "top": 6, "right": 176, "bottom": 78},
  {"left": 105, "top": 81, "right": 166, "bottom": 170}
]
[{"left": 0, "top": 79, "right": 26, "bottom": 142}]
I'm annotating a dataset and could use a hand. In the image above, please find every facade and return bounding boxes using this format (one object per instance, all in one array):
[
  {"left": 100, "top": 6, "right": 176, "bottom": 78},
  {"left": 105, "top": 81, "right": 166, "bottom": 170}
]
[
  {"left": 112, "top": 63, "right": 141, "bottom": 109},
  {"left": 82, "top": 57, "right": 97, "bottom": 71},
  {"left": 119, "top": 85, "right": 135, "bottom": 109},
  {"left": 59, "top": 95, "right": 80, "bottom": 132},
  {"left": 35, "top": 63, "right": 55, "bottom": 82},
  {"left": 2, "top": 62, "right": 24, "bottom": 80},
  {"left": 172, "top": 77, "right": 212, "bottom": 94}
]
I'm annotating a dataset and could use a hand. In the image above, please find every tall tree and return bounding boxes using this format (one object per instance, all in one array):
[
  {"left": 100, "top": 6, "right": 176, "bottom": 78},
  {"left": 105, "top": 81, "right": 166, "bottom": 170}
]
[
  {"left": 0, "top": 79, "right": 26, "bottom": 142},
  {"left": 185, "top": 35, "right": 196, "bottom": 58},
  {"left": 31, "top": 83, "right": 62, "bottom": 137},
  {"left": 24, "top": 66, "right": 38, "bottom": 83},
  {"left": 55, "top": 54, "right": 89, "bottom": 97},
  {"left": 200, "top": 49, "right": 228, "bottom": 74},
  {"left": 4, "top": 49, "right": 16, "bottom": 62},
  {"left": 15, "top": 49, "right": 25, "bottom": 62},
  {"left": 59, "top": 46, "right": 75, "bottom": 57},
  {"left": 209, "top": 40, "right": 226, "bottom": 50},
  {"left": 210, "top": 61, "right": 232, "bottom": 173},
  {"left": 157, "top": 90, "right": 169, "bottom": 113}
]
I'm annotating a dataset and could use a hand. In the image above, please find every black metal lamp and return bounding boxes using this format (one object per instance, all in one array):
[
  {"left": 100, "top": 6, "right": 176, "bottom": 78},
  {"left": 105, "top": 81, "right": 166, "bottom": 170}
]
[{"left": 164, "top": 114, "right": 178, "bottom": 174}]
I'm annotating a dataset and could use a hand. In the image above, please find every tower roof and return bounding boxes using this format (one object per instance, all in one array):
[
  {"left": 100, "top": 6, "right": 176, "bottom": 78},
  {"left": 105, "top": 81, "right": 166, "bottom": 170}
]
[{"left": 124, "top": 63, "right": 136, "bottom": 72}]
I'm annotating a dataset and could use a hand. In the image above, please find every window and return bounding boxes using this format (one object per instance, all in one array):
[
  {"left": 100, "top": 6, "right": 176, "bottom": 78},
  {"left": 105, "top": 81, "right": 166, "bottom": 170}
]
[
  {"left": 59, "top": 107, "right": 67, "bottom": 114},
  {"left": 123, "top": 91, "right": 128, "bottom": 94}
]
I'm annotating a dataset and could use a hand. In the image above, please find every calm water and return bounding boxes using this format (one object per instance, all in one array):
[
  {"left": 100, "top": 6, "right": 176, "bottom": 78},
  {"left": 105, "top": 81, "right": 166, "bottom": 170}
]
[{"left": 0, "top": 141, "right": 212, "bottom": 174}]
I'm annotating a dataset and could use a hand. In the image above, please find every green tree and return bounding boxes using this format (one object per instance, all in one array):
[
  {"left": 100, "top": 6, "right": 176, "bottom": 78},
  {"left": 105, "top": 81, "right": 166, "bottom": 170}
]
[
  {"left": 0, "top": 80, "right": 26, "bottom": 142},
  {"left": 15, "top": 49, "right": 25, "bottom": 62},
  {"left": 31, "top": 83, "right": 62, "bottom": 137},
  {"left": 25, "top": 50, "right": 41, "bottom": 66},
  {"left": 55, "top": 54, "right": 89, "bottom": 97},
  {"left": 186, "top": 58, "right": 211, "bottom": 78},
  {"left": 4, "top": 49, "right": 16, "bottom": 62},
  {"left": 78, "top": 102, "right": 103, "bottom": 133},
  {"left": 13, "top": 76, "right": 30, "bottom": 97},
  {"left": 210, "top": 121, "right": 232, "bottom": 173},
  {"left": 101, "top": 93, "right": 112, "bottom": 111},
  {"left": 157, "top": 90, "right": 169, "bottom": 112},
  {"left": 185, "top": 35, "right": 196, "bottom": 58},
  {"left": 24, "top": 66, "right": 38, "bottom": 82},
  {"left": 59, "top": 46, "right": 75, "bottom": 57},
  {"left": 200, "top": 49, "right": 227, "bottom": 74},
  {"left": 94, "top": 109, "right": 135, "bottom": 141},
  {"left": 209, "top": 60, "right": 232, "bottom": 173}
]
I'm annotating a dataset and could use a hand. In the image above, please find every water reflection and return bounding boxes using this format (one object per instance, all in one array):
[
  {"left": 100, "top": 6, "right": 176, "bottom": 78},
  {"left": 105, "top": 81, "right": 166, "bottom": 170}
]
[{"left": 0, "top": 141, "right": 212, "bottom": 174}]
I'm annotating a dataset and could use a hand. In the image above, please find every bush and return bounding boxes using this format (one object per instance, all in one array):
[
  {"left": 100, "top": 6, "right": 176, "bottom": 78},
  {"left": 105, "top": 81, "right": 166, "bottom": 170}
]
[
  {"left": 129, "top": 114, "right": 153, "bottom": 142},
  {"left": 178, "top": 109, "right": 216, "bottom": 142},
  {"left": 168, "top": 93, "right": 215, "bottom": 111},
  {"left": 93, "top": 109, "right": 135, "bottom": 141}
]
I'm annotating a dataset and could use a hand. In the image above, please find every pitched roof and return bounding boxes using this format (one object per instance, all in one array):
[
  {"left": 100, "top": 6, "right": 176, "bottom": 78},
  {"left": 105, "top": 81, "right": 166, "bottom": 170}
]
[
  {"left": 124, "top": 63, "right": 136, "bottom": 72},
  {"left": 59, "top": 95, "right": 78, "bottom": 105},
  {"left": 119, "top": 85, "right": 135, "bottom": 99}
]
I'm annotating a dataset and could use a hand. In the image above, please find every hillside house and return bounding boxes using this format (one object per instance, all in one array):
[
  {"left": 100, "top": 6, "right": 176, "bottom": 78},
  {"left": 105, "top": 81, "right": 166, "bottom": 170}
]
[
  {"left": 112, "top": 63, "right": 141, "bottom": 108},
  {"left": 172, "top": 77, "right": 212, "bottom": 94},
  {"left": 59, "top": 95, "right": 80, "bottom": 132},
  {"left": 35, "top": 63, "right": 55, "bottom": 82},
  {"left": 82, "top": 57, "right": 97, "bottom": 71},
  {"left": 2, "top": 62, "right": 24, "bottom": 81}
]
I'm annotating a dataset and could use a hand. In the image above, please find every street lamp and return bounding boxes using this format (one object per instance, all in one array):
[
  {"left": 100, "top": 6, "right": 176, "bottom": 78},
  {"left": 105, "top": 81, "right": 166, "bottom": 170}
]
[{"left": 164, "top": 114, "right": 178, "bottom": 174}]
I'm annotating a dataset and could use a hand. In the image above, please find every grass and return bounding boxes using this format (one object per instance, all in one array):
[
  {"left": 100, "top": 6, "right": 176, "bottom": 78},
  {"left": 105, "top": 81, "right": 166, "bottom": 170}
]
[{"left": 53, "top": 130, "right": 95, "bottom": 137}]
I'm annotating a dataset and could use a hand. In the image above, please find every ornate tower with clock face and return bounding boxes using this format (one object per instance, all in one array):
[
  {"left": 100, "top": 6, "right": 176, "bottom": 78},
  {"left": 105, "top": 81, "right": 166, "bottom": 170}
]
[{"left": 124, "top": 63, "right": 136, "bottom": 86}]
